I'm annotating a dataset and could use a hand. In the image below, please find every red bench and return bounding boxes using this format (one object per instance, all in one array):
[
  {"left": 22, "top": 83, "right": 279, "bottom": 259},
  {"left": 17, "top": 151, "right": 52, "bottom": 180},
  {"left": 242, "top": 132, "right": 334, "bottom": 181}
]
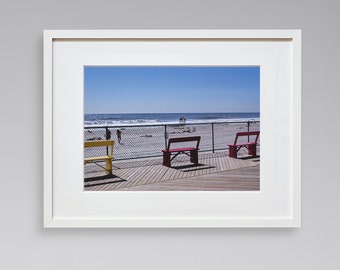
[
  {"left": 228, "top": 131, "right": 260, "bottom": 158},
  {"left": 162, "top": 136, "right": 201, "bottom": 167}
]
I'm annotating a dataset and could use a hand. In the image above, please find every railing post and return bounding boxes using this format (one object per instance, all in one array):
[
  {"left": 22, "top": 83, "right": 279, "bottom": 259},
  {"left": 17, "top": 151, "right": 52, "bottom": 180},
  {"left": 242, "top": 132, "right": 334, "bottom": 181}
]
[
  {"left": 105, "top": 127, "right": 109, "bottom": 155},
  {"left": 212, "top": 123, "right": 215, "bottom": 153},
  {"left": 247, "top": 121, "right": 250, "bottom": 142},
  {"left": 164, "top": 125, "right": 168, "bottom": 149}
]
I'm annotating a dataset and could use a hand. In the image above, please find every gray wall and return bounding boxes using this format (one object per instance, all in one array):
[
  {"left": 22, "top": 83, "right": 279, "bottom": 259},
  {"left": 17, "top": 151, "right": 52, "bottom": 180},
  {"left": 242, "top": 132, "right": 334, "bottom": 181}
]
[{"left": 1, "top": 0, "right": 339, "bottom": 269}]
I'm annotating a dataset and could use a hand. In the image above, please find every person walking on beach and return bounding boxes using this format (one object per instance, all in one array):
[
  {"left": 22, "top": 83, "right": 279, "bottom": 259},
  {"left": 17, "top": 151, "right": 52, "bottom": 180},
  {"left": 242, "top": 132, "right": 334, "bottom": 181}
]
[
  {"left": 105, "top": 128, "right": 111, "bottom": 140},
  {"left": 116, "top": 129, "right": 122, "bottom": 144}
]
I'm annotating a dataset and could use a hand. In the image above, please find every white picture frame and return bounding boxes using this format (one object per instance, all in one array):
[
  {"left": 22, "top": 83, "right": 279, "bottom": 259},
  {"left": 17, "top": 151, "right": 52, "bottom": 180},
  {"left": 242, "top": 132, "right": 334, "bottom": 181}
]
[{"left": 44, "top": 30, "right": 301, "bottom": 228}]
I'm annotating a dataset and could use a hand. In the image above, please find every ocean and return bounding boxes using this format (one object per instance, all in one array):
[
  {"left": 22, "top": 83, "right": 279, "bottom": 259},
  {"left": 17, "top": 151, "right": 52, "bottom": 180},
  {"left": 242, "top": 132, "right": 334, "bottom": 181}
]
[{"left": 84, "top": 112, "right": 260, "bottom": 127}]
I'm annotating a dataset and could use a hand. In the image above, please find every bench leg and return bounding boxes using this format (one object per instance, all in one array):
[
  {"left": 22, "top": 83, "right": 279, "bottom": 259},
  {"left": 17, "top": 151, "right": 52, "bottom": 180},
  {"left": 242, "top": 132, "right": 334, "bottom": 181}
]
[
  {"left": 105, "top": 158, "right": 113, "bottom": 174},
  {"left": 229, "top": 145, "right": 237, "bottom": 158},
  {"left": 190, "top": 150, "right": 198, "bottom": 164},
  {"left": 163, "top": 152, "right": 171, "bottom": 167},
  {"left": 248, "top": 144, "right": 257, "bottom": 156}
]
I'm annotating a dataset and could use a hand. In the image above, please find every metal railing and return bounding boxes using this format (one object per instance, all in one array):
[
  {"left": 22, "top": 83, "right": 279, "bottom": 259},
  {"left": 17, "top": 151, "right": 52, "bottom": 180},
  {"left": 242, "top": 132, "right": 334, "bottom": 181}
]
[{"left": 84, "top": 121, "right": 260, "bottom": 161}]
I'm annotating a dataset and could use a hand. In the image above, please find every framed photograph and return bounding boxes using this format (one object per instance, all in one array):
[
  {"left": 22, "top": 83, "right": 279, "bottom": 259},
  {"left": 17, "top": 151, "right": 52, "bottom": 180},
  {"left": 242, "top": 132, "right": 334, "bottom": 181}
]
[{"left": 44, "top": 30, "right": 301, "bottom": 227}]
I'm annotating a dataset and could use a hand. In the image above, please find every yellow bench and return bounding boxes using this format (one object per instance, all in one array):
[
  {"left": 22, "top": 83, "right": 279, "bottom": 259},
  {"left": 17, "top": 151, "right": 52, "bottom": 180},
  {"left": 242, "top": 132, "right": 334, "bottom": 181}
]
[{"left": 84, "top": 140, "right": 114, "bottom": 174}]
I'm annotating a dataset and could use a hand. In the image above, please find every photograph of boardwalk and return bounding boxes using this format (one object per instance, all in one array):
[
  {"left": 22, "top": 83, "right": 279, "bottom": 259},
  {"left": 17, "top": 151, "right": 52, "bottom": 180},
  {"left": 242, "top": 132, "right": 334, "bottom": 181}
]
[{"left": 84, "top": 66, "right": 260, "bottom": 191}]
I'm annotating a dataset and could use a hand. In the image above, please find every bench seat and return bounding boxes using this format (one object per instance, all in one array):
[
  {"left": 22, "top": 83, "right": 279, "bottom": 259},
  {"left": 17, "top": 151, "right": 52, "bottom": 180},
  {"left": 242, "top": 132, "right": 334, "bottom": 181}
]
[
  {"left": 231, "top": 142, "right": 256, "bottom": 147},
  {"left": 84, "top": 155, "right": 111, "bottom": 163},
  {"left": 162, "top": 147, "right": 197, "bottom": 153}
]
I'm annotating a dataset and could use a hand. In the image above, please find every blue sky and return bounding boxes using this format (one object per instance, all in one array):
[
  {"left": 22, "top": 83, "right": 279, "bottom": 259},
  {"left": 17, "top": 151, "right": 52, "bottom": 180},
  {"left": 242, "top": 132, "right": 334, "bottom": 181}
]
[{"left": 84, "top": 66, "right": 260, "bottom": 114}]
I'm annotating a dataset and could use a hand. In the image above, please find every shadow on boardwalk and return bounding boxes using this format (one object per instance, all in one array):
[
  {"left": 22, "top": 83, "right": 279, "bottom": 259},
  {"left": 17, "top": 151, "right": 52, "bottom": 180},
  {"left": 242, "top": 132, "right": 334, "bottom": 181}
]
[
  {"left": 84, "top": 150, "right": 260, "bottom": 191},
  {"left": 84, "top": 174, "right": 127, "bottom": 188}
]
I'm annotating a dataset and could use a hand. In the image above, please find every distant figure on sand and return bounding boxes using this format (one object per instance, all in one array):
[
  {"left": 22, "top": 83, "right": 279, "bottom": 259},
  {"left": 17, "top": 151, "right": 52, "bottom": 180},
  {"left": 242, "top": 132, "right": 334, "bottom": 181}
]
[
  {"left": 179, "top": 116, "right": 186, "bottom": 124},
  {"left": 105, "top": 128, "right": 111, "bottom": 140},
  {"left": 116, "top": 129, "right": 122, "bottom": 144}
]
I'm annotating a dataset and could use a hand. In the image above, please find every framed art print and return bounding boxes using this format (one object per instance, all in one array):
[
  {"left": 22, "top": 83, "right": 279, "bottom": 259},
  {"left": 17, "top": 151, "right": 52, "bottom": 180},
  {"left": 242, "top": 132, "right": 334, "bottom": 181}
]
[{"left": 44, "top": 30, "right": 301, "bottom": 227}]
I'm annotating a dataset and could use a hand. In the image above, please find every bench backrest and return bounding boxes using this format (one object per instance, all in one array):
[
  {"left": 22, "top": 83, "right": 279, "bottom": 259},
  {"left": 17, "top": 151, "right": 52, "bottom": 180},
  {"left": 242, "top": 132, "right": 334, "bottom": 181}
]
[
  {"left": 167, "top": 136, "right": 201, "bottom": 150},
  {"left": 234, "top": 131, "right": 260, "bottom": 145},
  {"left": 84, "top": 140, "right": 114, "bottom": 157}
]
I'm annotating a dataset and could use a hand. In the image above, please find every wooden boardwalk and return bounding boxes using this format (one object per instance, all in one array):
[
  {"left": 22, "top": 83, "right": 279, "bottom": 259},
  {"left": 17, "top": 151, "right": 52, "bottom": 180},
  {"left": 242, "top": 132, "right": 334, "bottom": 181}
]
[{"left": 84, "top": 150, "right": 260, "bottom": 191}]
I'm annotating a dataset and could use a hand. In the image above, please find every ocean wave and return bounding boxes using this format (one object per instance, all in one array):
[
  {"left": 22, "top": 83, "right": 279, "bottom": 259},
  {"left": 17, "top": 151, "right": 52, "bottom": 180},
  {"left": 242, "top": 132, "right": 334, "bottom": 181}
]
[
  {"left": 84, "top": 113, "right": 259, "bottom": 127},
  {"left": 84, "top": 119, "right": 161, "bottom": 126},
  {"left": 84, "top": 117, "right": 260, "bottom": 127}
]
